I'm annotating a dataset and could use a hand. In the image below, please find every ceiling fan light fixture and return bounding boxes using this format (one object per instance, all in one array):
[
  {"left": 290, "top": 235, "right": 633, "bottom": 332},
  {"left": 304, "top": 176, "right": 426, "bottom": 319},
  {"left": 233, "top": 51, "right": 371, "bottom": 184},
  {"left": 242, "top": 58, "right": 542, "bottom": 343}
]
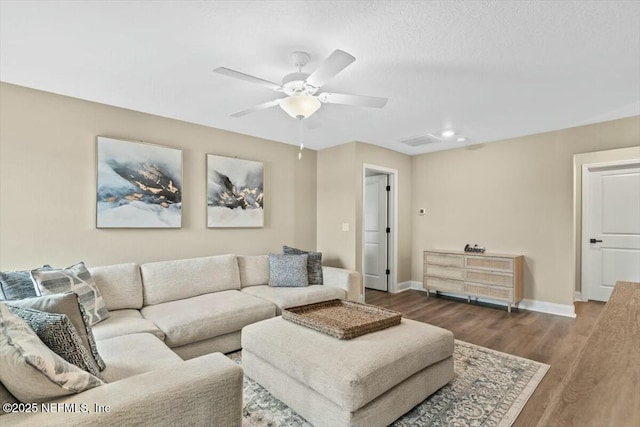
[{"left": 280, "top": 95, "right": 321, "bottom": 119}]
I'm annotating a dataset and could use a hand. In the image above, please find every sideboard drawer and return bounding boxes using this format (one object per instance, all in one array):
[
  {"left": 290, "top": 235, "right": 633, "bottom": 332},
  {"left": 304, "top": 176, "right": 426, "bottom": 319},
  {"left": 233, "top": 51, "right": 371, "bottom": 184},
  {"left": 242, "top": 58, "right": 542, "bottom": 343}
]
[
  {"left": 465, "top": 256, "right": 513, "bottom": 272},
  {"left": 424, "top": 276, "right": 465, "bottom": 293},
  {"left": 425, "top": 265, "right": 465, "bottom": 280},
  {"left": 425, "top": 252, "right": 464, "bottom": 268},
  {"left": 466, "top": 282, "right": 513, "bottom": 300},
  {"left": 466, "top": 270, "right": 513, "bottom": 287}
]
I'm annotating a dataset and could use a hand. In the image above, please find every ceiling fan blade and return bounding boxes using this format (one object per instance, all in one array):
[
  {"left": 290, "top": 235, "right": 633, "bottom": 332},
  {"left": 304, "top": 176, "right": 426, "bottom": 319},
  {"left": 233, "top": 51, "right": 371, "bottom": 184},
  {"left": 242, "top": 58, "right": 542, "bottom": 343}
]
[
  {"left": 214, "top": 67, "right": 282, "bottom": 91},
  {"left": 318, "top": 92, "right": 388, "bottom": 108},
  {"left": 305, "top": 50, "right": 356, "bottom": 88},
  {"left": 230, "top": 98, "right": 282, "bottom": 118}
]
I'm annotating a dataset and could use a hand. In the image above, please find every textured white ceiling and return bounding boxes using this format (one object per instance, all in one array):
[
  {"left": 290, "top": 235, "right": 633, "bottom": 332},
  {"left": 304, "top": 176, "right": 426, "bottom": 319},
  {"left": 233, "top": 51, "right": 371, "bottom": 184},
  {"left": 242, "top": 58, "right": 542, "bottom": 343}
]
[{"left": 1, "top": 1, "right": 639, "bottom": 154}]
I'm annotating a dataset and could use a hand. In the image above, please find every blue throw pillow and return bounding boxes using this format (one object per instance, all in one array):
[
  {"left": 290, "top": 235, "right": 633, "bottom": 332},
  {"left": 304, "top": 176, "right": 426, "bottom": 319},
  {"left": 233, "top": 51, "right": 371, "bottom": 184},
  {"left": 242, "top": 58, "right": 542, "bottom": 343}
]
[{"left": 268, "top": 254, "right": 309, "bottom": 287}]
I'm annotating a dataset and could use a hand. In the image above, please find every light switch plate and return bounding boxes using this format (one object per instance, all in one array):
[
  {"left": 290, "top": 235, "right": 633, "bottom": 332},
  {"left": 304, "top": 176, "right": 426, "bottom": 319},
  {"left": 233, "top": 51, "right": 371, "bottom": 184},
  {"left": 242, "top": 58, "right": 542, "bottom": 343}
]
[{"left": 342, "top": 223, "right": 350, "bottom": 232}]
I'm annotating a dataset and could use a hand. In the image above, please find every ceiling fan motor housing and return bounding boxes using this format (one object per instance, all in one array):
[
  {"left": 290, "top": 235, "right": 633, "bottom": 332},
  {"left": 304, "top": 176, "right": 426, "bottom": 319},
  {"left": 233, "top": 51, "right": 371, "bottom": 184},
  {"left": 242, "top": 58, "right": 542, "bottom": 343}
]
[{"left": 282, "top": 72, "right": 317, "bottom": 96}]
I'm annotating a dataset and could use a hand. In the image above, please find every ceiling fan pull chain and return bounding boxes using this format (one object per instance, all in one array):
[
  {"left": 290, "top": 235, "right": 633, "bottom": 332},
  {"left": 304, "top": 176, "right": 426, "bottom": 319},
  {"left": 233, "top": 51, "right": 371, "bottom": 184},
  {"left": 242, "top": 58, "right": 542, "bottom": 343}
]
[{"left": 298, "top": 117, "right": 304, "bottom": 160}]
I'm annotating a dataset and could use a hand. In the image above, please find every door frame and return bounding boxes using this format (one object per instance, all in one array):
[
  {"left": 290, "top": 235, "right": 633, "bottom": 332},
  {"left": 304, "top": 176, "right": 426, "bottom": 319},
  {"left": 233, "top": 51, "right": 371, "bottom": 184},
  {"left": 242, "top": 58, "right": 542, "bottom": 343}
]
[
  {"left": 580, "top": 158, "right": 640, "bottom": 301},
  {"left": 573, "top": 146, "right": 640, "bottom": 300},
  {"left": 362, "top": 164, "right": 398, "bottom": 293}
]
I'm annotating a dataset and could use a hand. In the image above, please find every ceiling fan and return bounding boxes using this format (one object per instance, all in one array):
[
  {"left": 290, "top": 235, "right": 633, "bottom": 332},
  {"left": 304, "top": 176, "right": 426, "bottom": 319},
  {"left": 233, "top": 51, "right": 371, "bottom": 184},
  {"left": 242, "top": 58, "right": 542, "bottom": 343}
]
[{"left": 214, "top": 49, "right": 388, "bottom": 120}]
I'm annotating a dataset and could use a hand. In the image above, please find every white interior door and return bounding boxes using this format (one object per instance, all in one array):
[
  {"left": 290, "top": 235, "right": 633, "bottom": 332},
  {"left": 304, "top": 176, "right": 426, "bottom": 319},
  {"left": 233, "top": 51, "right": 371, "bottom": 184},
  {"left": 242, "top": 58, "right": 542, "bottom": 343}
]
[
  {"left": 582, "top": 162, "right": 640, "bottom": 301},
  {"left": 364, "top": 174, "right": 388, "bottom": 291}
]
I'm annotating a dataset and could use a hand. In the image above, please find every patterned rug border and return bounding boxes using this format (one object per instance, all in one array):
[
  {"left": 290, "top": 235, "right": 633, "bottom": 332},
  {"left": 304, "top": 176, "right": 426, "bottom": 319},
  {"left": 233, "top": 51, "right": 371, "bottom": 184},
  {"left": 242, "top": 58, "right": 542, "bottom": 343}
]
[{"left": 453, "top": 339, "right": 550, "bottom": 426}]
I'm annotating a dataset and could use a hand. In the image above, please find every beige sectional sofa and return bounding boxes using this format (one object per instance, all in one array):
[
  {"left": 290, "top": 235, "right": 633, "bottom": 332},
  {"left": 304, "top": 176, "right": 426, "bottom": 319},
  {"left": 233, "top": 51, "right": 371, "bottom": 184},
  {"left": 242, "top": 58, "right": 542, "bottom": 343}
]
[{"left": 0, "top": 254, "right": 362, "bottom": 427}]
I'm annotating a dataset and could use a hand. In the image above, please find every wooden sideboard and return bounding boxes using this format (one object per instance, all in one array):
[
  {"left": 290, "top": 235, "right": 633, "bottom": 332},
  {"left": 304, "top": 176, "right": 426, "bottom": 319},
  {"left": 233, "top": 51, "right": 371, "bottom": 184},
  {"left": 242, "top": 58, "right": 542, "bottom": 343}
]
[
  {"left": 538, "top": 281, "right": 640, "bottom": 427},
  {"left": 423, "top": 250, "right": 523, "bottom": 312}
]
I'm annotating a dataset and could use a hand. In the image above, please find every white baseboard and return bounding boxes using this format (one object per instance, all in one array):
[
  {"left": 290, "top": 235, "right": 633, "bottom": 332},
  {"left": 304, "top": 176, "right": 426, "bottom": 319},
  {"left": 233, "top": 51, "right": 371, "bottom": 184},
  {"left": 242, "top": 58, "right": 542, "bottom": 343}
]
[
  {"left": 519, "top": 299, "right": 576, "bottom": 318},
  {"left": 390, "top": 281, "right": 419, "bottom": 293},
  {"left": 389, "top": 283, "right": 576, "bottom": 318}
]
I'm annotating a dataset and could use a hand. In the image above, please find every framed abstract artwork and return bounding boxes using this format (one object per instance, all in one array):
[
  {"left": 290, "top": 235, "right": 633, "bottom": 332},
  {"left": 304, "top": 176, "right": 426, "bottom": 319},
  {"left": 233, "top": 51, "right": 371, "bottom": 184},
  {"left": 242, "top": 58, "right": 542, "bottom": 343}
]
[
  {"left": 207, "top": 154, "right": 264, "bottom": 228},
  {"left": 96, "top": 136, "right": 182, "bottom": 228}
]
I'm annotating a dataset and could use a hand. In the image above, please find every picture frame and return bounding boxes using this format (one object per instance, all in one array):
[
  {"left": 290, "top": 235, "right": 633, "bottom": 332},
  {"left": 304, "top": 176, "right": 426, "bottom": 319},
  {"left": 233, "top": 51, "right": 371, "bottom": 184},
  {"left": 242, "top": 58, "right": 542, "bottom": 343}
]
[
  {"left": 206, "top": 154, "right": 264, "bottom": 228},
  {"left": 96, "top": 136, "right": 183, "bottom": 228}
]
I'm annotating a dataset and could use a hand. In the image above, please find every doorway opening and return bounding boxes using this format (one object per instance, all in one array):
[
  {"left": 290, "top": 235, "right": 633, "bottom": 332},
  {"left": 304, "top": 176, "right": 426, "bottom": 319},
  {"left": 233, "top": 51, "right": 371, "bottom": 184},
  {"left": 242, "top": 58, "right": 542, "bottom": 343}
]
[{"left": 362, "top": 164, "right": 397, "bottom": 294}]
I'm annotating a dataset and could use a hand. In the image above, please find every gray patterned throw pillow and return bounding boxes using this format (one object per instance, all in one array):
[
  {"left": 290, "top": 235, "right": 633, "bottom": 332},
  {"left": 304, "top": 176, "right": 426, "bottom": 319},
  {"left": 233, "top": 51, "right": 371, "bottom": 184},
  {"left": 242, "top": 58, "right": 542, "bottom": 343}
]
[
  {"left": 268, "top": 254, "right": 309, "bottom": 287},
  {"left": 31, "top": 262, "right": 109, "bottom": 325},
  {"left": 7, "top": 292, "right": 105, "bottom": 371},
  {"left": 8, "top": 306, "right": 102, "bottom": 378},
  {"left": 0, "top": 270, "right": 38, "bottom": 300},
  {"left": 283, "top": 246, "right": 323, "bottom": 285},
  {"left": 0, "top": 303, "right": 103, "bottom": 403}
]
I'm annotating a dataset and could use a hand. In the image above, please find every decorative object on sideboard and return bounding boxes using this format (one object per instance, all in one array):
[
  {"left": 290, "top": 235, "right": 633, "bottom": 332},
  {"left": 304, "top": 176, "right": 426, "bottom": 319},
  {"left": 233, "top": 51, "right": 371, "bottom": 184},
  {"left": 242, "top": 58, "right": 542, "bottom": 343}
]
[
  {"left": 96, "top": 136, "right": 182, "bottom": 228},
  {"left": 464, "top": 244, "right": 486, "bottom": 253},
  {"left": 206, "top": 154, "right": 264, "bottom": 228}
]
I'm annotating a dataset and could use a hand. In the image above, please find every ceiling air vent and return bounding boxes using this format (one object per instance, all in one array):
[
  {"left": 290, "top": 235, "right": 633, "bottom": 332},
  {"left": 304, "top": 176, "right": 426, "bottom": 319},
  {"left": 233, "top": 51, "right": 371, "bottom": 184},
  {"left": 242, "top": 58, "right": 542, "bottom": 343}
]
[{"left": 398, "top": 134, "right": 442, "bottom": 147}]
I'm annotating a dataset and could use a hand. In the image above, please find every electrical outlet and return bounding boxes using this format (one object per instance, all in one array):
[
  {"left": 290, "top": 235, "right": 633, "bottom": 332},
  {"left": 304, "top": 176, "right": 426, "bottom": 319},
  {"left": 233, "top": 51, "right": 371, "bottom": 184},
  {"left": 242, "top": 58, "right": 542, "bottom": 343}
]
[{"left": 342, "top": 223, "right": 350, "bottom": 232}]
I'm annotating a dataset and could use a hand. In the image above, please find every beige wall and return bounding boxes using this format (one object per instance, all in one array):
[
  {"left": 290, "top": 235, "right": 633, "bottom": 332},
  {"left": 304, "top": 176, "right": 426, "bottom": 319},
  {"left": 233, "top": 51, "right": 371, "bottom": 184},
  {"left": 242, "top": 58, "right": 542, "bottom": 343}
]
[
  {"left": 316, "top": 143, "right": 357, "bottom": 269},
  {"left": 0, "top": 83, "right": 317, "bottom": 270},
  {"left": 316, "top": 141, "right": 413, "bottom": 284},
  {"left": 411, "top": 116, "right": 640, "bottom": 305}
]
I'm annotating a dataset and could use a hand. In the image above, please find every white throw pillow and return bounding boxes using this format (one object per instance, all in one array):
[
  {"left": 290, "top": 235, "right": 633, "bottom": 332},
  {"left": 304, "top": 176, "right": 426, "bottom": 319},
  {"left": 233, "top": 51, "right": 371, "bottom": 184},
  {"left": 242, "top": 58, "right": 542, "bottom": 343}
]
[{"left": 0, "top": 303, "right": 103, "bottom": 402}]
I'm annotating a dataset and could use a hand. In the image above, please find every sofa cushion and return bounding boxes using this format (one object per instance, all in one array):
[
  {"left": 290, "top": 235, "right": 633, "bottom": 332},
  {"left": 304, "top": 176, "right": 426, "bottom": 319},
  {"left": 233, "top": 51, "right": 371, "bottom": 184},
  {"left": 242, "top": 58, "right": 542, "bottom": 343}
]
[
  {"left": 283, "top": 246, "right": 324, "bottom": 285},
  {"left": 241, "top": 285, "right": 346, "bottom": 315},
  {"left": 91, "top": 309, "right": 164, "bottom": 342},
  {"left": 238, "top": 255, "right": 269, "bottom": 287},
  {"left": 0, "top": 303, "right": 103, "bottom": 402},
  {"left": 141, "top": 254, "right": 241, "bottom": 305},
  {"left": 7, "top": 306, "right": 102, "bottom": 378},
  {"left": 268, "top": 254, "right": 308, "bottom": 288},
  {"left": 6, "top": 292, "right": 105, "bottom": 371},
  {"left": 0, "top": 270, "right": 38, "bottom": 300},
  {"left": 31, "top": 262, "right": 110, "bottom": 325},
  {"left": 89, "top": 263, "right": 143, "bottom": 310},
  {"left": 141, "top": 290, "right": 275, "bottom": 348},
  {"left": 96, "top": 333, "right": 182, "bottom": 383}
]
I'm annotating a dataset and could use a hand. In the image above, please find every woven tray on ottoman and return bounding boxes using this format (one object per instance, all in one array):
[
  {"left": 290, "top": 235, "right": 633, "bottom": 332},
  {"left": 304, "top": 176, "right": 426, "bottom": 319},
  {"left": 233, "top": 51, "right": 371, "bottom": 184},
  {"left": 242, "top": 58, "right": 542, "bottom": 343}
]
[{"left": 282, "top": 299, "right": 401, "bottom": 339}]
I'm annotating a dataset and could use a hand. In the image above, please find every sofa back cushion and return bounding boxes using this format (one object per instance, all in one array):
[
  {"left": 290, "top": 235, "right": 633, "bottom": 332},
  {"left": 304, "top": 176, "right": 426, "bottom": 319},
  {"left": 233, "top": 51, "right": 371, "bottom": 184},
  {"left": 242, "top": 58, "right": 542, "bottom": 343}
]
[
  {"left": 88, "top": 263, "right": 143, "bottom": 311},
  {"left": 238, "top": 255, "right": 269, "bottom": 287},
  {"left": 141, "top": 255, "right": 240, "bottom": 306}
]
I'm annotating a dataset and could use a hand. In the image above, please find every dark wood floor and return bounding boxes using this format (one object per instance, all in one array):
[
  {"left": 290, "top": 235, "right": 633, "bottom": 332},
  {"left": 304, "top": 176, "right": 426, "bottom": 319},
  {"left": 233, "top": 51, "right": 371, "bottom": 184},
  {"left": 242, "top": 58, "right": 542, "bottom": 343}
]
[{"left": 365, "top": 289, "right": 605, "bottom": 427}]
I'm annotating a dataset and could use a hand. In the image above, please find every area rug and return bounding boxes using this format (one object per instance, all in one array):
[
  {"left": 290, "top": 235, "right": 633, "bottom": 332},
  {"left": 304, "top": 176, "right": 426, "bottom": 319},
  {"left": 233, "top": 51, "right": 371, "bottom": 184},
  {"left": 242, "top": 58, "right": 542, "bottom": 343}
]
[{"left": 229, "top": 340, "right": 549, "bottom": 427}]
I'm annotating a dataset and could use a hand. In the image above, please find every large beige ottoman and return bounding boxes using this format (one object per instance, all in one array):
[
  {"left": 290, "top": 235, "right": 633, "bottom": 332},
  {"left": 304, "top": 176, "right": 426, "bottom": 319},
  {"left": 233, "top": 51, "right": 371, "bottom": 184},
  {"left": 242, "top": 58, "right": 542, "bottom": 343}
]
[{"left": 241, "top": 317, "right": 454, "bottom": 427}]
